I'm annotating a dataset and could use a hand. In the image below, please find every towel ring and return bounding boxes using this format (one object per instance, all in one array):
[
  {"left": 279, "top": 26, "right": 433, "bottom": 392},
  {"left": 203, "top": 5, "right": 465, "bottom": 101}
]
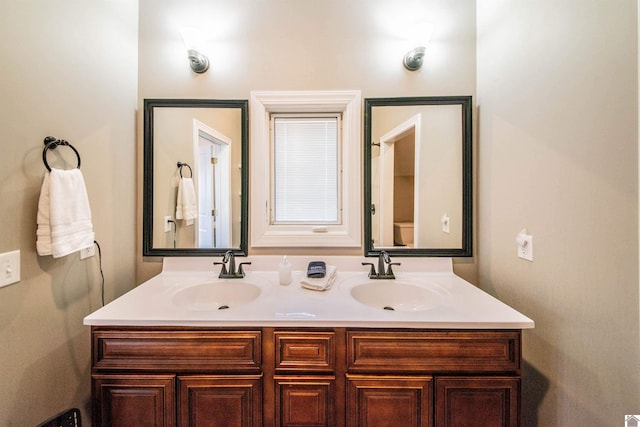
[
  {"left": 177, "top": 161, "right": 193, "bottom": 178},
  {"left": 42, "top": 136, "right": 81, "bottom": 172}
]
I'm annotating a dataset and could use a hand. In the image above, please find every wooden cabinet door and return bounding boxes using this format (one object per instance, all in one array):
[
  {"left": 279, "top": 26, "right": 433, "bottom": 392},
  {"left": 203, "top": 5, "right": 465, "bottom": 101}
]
[
  {"left": 92, "top": 374, "right": 175, "bottom": 427},
  {"left": 275, "top": 376, "right": 335, "bottom": 427},
  {"left": 435, "top": 377, "right": 520, "bottom": 427},
  {"left": 346, "top": 376, "right": 432, "bottom": 427},
  {"left": 178, "top": 375, "right": 262, "bottom": 427}
]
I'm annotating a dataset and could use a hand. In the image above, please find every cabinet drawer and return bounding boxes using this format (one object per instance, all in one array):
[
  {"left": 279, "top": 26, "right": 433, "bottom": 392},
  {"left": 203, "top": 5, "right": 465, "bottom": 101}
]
[
  {"left": 275, "top": 376, "right": 335, "bottom": 426},
  {"left": 435, "top": 377, "right": 520, "bottom": 426},
  {"left": 93, "top": 328, "right": 261, "bottom": 372},
  {"left": 347, "top": 330, "right": 520, "bottom": 374},
  {"left": 92, "top": 374, "right": 176, "bottom": 427},
  {"left": 178, "top": 375, "right": 263, "bottom": 427},
  {"left": 346, "top": 375, "right": 432, "bottom": 427},
  {"left": 275, "top": 331, "right": 335, "bottom": 372}
]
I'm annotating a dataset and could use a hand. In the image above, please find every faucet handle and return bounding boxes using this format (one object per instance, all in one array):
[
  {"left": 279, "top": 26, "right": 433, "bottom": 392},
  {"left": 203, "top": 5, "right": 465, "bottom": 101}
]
[
  {"left": 238, "top": 262, "right": 252, "bottom": 277},
  {"left": 362, "top": 262, "right": 377, "bottom": 277},
  {"left": 386, "top": 262, "right": 401, "bottom": 278},
  {"left": 213, "top": 261, "right": 228, "bottom": 276}
]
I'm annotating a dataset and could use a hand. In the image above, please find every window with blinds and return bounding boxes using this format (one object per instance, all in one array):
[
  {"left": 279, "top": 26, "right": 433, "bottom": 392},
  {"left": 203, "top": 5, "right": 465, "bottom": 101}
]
[
  {"left": 271, "top": 114, "right": 342, "bottom": 224},
  {"left": 250, "top": 90, "right": 361, "bottom": 248}
]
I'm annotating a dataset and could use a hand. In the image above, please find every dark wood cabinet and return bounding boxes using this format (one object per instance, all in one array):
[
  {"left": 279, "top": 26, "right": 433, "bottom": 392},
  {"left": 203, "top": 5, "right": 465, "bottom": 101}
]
[
  {"left": 345, "top": 330, "right": 521, "bottom": 427},
  {"left": 272, "top": 330, "right": 339, "bottom": 427},
  {"left": 346, "top": 375, "right": 432, "bottom": 427},
  {"left": 91, "top": 327, "right": 522, "bottom": 426},
  {"left": 275, "top": 376, "right": 335, "bottom": 426},
  {"left": 92, "top": 328, "right": 262, "bottom": 427},
  {"left": 178, "top": 375, "right": 262, "bottom": 427},
  {"left": 435, "top": 377, "right": 520, "bottom": 427},
  {"left": 92, "top": 374, "right": 175, "bottom": 427}
]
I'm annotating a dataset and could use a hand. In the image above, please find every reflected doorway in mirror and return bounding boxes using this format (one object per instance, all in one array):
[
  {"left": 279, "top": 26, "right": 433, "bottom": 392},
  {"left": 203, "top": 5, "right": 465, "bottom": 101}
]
[{"left": 194, "top": 119, "right": 231, "bottom": 249}]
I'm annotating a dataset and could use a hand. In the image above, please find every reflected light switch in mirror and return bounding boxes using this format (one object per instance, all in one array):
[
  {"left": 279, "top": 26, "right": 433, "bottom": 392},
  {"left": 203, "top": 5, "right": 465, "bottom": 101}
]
[{"left": 441, "top": 214, "right": 450, "bottom": 233}]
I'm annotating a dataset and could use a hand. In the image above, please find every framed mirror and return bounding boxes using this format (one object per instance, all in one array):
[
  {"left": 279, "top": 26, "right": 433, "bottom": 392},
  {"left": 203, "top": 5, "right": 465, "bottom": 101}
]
[
  {"left": 364, "top": 96, "right": 472, "bottom": 257},
  {"left": 143, "top": 99, "right": 248, "bottom": 256}
]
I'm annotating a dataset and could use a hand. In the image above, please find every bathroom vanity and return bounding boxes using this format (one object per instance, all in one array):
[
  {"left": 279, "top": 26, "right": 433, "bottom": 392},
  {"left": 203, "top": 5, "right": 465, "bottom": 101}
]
[{"left": 85, "top": 257, "right": 533, "bottom": 427}]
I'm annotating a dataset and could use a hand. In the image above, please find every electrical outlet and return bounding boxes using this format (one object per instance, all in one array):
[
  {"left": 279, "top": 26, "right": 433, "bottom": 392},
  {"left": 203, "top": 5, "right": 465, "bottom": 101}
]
[
  {"left": 516, "top": 230, "right": 533, "bottom": 261},
  {"left": 0, "top": 250, "right": 20, "bottom": 288},
  {"left": 80, "top": 245, "right": 95, "bottom": 260},
  {"left": 164, "top": 216, "right": 172, "bottom": 232}
]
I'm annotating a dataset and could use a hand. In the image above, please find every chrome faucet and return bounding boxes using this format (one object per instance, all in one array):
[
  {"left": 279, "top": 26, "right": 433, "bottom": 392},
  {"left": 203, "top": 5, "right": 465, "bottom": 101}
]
[
  {"left": 214, "top": 251, "right": 251, "bottom": 278},
  {"left": 362, "top": 250, "right": 401, "bottom": 279}
]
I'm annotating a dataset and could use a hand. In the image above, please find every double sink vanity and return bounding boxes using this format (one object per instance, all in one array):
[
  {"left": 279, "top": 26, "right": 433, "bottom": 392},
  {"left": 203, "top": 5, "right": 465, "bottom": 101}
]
[
  {"left": 89, "top": 94, "right": 533, "bottom": 425},
  {"left": 84, "top": 256, "right": 534, "bottom": 426}
]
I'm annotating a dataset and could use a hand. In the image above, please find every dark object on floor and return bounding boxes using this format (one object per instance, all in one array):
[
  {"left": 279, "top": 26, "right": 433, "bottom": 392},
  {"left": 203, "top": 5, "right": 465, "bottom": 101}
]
[{"left": 37, "top": 408, "right": 81, "bottom": 427}]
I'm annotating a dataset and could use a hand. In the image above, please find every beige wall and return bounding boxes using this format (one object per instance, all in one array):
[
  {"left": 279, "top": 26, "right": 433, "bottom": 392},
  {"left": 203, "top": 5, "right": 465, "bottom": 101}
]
[
  {"left": 136, "top": 0, "right": 478, "bottom": 284},
  {"left": 477, "top": 1, "right": 639, "bottom": 425},
  {"left": 0, "top": 1, "right": 138, "bottom": 425},
  {"left": 3, "top": 1, "right": 636, "bottom": 425}
]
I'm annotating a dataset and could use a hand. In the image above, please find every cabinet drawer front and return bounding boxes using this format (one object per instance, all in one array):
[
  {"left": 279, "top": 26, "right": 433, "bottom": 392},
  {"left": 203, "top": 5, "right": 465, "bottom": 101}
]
[
  {"left": 92, "top": 374, "right": 176, "bottom": 427},
  {"left": 178, "top": 375, "right": 263, "bottom": 427},
  {"left": 346, "top": 375, "right": 433, "bottom": 427},
  {"left": 93, "top": 330, "right": 261, "bottom": 372},
  {"left": 275, "top": 376, "right": 335, "bottom": 427},
  {"left": 275, "top": 331, "right": 335, "bottom": 372},
  {"left": 347, "top": 330, "right": 520, "bottom": 373},
  {"left": 435, "top": 377, "right": 520, "bottom": 427}
]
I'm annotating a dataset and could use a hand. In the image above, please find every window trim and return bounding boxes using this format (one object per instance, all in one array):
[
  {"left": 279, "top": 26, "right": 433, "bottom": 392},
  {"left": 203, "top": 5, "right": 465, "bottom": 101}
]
[{"left": 250, "top": 90, "right": 362, "bottom": 248}]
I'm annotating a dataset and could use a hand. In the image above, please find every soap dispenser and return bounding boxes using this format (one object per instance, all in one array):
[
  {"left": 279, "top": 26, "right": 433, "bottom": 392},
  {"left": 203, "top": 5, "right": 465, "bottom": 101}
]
[{"left": 279, "top": 256, "right": 292, "bottom": 285}]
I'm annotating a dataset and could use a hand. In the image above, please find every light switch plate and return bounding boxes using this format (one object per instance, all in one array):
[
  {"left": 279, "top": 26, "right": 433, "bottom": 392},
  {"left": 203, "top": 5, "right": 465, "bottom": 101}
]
[{"left": 0, "top": 250, "right": 20, "bottom": 288}]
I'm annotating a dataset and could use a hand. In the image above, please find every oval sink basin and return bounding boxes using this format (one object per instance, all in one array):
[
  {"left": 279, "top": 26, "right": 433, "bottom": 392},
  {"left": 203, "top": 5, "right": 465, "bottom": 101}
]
[
  {"left": 350, "top": 282, "right": 437, "bottom": 312},
  {"left": 172, "top": 281, "right": 261, "bottom": 311}
]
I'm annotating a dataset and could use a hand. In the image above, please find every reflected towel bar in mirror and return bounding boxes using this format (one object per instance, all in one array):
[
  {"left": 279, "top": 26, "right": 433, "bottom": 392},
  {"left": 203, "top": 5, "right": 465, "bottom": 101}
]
[{"left": 177, "top": 161, "right": 193, "bottom": 178}]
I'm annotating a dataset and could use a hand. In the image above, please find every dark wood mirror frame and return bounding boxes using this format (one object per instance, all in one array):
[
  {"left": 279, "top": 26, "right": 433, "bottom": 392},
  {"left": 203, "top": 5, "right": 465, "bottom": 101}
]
[
  {"left": 143, "top": 98, "right": 249, "bottom": 256},
  {"left": 364, "top": 96, "right": 473, "bottom": 257}
]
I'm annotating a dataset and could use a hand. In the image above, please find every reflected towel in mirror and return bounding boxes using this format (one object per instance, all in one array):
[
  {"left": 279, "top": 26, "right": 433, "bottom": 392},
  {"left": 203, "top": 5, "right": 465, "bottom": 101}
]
[
  {"left": 176, "top": 177, "right": 197, "bottom": 226},
  {"left": 36, "top": 169, "right": 95, "bottom": 258}
]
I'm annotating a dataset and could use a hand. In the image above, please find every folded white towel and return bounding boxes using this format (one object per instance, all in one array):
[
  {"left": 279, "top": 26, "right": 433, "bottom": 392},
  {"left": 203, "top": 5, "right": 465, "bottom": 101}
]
[
  {"left": 36, "top": 173, "right": 52, "bottom": 256},
  {"left": 36, "top": 169, "right": 95, "bottom": 258},
  {"left": 300, "top": 265, "right": 337, "bottom": 291},
  {"left": 176, "top": 177, "right": 197, "bottom": 226}
]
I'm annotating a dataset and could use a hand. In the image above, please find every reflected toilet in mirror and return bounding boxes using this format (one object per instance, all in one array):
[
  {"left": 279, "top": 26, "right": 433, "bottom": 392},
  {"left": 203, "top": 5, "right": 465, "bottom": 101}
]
[{"left": 394, "top": 221, "right": 414, "bottom": 247}]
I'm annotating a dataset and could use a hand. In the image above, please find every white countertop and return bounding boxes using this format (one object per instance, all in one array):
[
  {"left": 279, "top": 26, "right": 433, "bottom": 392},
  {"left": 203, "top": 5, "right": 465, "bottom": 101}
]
[{"left": 83, "top": 256, "right": 534, "bottom": 329}]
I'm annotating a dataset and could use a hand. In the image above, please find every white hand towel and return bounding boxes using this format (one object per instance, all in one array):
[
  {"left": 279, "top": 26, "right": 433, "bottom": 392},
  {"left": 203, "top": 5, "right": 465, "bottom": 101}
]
[
  {"left": 37, "top": 169, "right": 95, "bottom": 258},
  {"left": 176, "top": 177, "right": 197, "bottom": 226},
  {"left": 36, "top": 173, "right": 52, "bottom": 256},
  {"left": 300, "top": 265, "right": 337, "bottom": 291}
]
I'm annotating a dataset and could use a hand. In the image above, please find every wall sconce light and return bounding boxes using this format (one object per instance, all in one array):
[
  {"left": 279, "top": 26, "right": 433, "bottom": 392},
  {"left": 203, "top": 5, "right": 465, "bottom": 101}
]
[
  {"left": 181, "top": 28, "right": 210, "bottom": 74},
  {"left": 402, "top": 22, "right": 434, "bottom": 71}
]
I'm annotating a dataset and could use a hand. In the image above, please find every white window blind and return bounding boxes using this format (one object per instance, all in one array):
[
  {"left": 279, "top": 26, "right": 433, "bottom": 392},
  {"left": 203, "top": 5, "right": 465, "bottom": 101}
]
[{"left": 272, "top": 115, "right": 340, "bottom": 223}]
